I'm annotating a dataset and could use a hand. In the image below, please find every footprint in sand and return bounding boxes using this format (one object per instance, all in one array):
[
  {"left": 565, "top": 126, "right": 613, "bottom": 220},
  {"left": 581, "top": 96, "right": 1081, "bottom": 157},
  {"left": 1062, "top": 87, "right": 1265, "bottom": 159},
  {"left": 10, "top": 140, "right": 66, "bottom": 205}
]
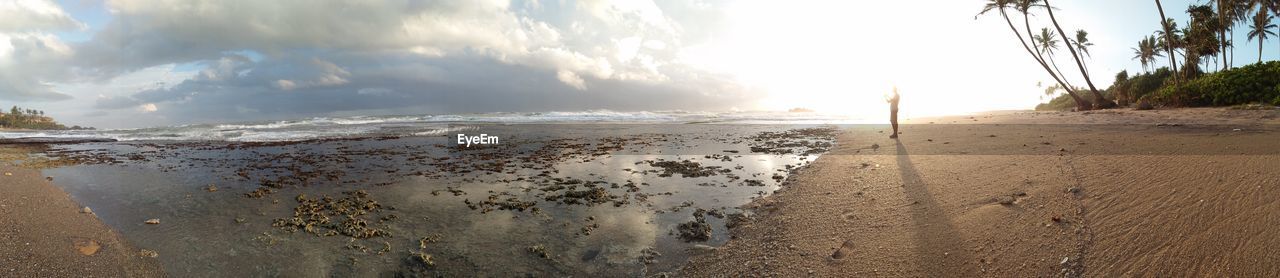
[
  {"left": 73, "top": 238, "right": 101, "bottom": 256},
  {"left": 830, "top": 239, "right": 855, "bottom": 260},
  {"left": 841, "top": 209, "right": 858, "bottom": 222}
]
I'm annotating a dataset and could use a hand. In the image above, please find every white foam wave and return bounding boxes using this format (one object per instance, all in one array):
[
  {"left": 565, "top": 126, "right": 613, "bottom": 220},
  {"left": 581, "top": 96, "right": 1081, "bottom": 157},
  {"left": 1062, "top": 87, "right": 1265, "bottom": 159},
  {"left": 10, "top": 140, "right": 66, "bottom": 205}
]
[{"left": 0, "top": 110, "right": 865, "bottom": 142}]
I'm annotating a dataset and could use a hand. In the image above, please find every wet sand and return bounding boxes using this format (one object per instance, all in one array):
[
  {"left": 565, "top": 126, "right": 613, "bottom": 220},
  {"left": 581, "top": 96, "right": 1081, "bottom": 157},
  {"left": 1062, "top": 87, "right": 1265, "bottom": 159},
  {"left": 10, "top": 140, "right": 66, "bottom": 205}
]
[
  {"left": 680, "top": 108, "right": 1280, "bottom": 277},
  {"left": 0, "top": 146, "right": 163, "bottom": 277}
]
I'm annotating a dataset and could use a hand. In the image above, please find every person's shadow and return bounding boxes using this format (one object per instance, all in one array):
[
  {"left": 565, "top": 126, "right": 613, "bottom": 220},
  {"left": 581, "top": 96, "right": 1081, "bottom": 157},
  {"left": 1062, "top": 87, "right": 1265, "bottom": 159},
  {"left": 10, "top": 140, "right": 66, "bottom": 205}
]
[{"left": 895, "top": 140, "right": 977, "bottom": 276}]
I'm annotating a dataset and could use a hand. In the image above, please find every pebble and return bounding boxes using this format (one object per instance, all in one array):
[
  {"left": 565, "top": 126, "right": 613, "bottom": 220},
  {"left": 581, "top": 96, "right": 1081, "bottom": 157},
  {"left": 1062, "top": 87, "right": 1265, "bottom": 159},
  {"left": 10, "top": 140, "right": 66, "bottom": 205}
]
[
  {"left": 145, "top": 219, "right": 160, "bottom": 225},
  {"left": 81, "top": 207, "right": 93, "bottom": 214},
  {"left": 995, "top": 196, "right": 1015, "bottom": 205},
  {"left": 139, "top": 249, "right": 159, "bottom": 258}
]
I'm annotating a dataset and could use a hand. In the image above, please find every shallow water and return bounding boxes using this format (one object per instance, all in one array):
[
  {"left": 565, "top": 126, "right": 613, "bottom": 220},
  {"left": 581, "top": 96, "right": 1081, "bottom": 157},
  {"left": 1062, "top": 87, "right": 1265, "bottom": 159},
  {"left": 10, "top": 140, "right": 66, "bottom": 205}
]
[{"left": 38, "top": 124, "right": 834, "bottom": 276}]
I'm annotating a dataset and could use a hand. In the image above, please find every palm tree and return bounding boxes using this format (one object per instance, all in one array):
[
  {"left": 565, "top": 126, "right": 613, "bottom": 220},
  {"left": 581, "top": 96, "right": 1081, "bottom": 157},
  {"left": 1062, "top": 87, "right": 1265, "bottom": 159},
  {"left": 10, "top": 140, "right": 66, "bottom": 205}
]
[
  {"left": 1155, "top": 0, "right": 1180, "bottom": 84},
  {"left": 1072, "top": 30, "right": 1095, "bottom": 58},
  {"left": 1073, "top": 30, "right": 1096, "bottom": 76},
  {"left": 1247, "top": 8, "right": 1278, "bottom": 62},
  {"left": 1133, "top": 41, "right": 1150, "bottom": 73},
  {"left": 1035, "top": 28, "right": 1076, "bottom": 88},
  {"left": 1264, "top": 0, "right": 1280, "bottom": 56},
  {"left": 1186, "top": 4, "right": 1221, "bottom": 77},
  {"left": 1216, "top": 0, "right": 1247, "bottom": 69},
  {"left": 1132, "top": 37, "right": 1163, "bottom": 73},
  {"left": 977, "top": 0, "right": 1091, "bottom": 110},
  {"left": 1043, "top": 0, "right": 1116, "bottom": 108}
]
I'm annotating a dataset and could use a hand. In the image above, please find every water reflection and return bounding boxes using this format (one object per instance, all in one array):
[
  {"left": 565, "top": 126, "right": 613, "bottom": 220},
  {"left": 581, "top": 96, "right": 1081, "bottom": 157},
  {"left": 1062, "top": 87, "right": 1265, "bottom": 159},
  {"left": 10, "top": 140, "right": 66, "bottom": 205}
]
[{"left": 39, "top": 125, "right": 832, "bottom": 276}]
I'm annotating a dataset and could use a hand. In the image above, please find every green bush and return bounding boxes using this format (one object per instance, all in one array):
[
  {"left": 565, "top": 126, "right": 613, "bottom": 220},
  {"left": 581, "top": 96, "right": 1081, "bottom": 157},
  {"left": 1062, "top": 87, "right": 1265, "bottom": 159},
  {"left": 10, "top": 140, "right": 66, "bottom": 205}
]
[
  {"left": 1121, "top": 68, "right": 1173, "bottom": 102},
  {"left": 1152, "top": 61, "right": 1280, "bottom": 106},
  {"left": 1035, "top": 93, "right": 1077, "bottom": 111}
]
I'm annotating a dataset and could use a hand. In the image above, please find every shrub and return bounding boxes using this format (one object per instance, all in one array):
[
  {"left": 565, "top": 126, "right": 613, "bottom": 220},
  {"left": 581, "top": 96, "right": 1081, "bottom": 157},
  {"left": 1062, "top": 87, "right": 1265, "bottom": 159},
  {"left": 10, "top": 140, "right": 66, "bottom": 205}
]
[
  {"left": 1035, "top": 93, "right": 1078, "bottom": 111},
  {"left": 1152, "top": 61, "right": 1280, "bottom": 106}
]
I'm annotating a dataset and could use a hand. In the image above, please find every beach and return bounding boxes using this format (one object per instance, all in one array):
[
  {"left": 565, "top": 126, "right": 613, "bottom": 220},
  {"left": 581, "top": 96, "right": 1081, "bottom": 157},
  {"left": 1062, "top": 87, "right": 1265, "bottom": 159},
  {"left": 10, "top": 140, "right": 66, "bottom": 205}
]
[
  {"left": 680, "top": 108, "right": 1280, "bottom": 277},
  {"left": 0, "top": 146, "right": 163, "bottom": 277},
  {"left": 1, "top": 108, "right": 1277, "bottom": 276}
]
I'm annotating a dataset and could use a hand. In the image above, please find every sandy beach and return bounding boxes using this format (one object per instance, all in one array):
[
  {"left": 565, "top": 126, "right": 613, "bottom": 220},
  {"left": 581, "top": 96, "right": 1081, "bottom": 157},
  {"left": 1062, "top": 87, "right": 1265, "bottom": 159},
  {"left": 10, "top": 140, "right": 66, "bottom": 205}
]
[
  {"left": 0, "top": 146, "right": 163, "bottom": 277},
  {"left": 679, "top": 107, "right": 1280, "bottom": 277}
]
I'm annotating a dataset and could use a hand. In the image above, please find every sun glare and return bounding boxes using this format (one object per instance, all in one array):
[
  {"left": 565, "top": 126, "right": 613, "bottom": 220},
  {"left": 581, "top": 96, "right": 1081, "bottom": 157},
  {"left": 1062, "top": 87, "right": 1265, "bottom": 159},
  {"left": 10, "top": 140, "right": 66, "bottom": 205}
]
[{"left": 685, "top": 0, "right": 1048, "bottom": 119}]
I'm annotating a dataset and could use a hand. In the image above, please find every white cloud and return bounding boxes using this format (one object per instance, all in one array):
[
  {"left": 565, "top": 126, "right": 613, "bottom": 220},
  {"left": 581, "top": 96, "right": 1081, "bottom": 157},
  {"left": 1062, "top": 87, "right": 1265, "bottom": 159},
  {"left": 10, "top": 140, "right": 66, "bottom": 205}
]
[
  {"left": 556, "top": 69, "right": 586, "bottom": 90},
  {"left": 0, "top": 0, "right": 81, "bottom": 100},
  {"left": 138, "top": 103, "right": 157, "bottom": 112},
  {"left": 273, "top": 80, "right": 297, "bottom": 91},
  {"left": 0, "top": 0, "right": 83, "bottom": 32}
]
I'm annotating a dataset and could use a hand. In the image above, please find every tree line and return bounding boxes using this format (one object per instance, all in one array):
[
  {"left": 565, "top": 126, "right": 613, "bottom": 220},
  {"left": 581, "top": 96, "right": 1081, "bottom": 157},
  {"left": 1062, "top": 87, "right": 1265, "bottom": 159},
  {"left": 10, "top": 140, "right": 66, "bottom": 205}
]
[
  {"left": 980, "top": 0, "right": 1280, "bottom": 110},
  {"left": 0, "top": 105, "right": 85, "bottom": 130}
]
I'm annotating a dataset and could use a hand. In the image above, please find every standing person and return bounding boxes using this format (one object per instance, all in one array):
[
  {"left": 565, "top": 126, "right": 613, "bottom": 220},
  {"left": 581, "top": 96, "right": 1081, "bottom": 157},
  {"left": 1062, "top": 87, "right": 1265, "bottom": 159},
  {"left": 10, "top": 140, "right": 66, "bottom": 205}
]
[{"left": 885, "top": 87, "right": 900, "bottom": 139}]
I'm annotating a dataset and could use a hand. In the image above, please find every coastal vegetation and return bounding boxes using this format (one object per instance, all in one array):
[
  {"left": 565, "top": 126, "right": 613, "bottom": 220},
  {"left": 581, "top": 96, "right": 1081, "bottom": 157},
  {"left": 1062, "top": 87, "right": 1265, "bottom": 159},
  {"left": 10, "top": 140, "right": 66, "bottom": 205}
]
[
  {"left": 983, "top": 0, "right": 1280, "bottom": 111},
  {"left": 0, "top": 106, "right": 87, "bottom": 130}
]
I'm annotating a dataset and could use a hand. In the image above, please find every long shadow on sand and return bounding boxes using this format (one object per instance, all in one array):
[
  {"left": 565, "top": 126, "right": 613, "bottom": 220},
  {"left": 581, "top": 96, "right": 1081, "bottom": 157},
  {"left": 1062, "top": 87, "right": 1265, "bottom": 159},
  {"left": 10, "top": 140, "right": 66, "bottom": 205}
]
[{"left": 895, "top": 140, "right": 977, "bottom": 276}]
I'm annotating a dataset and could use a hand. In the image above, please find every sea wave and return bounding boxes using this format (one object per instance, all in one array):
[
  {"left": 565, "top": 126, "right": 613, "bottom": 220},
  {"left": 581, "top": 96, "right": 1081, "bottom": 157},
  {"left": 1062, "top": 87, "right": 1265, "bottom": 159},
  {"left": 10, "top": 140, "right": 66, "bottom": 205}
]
[{"left": 0, "top": 110, "right": 863, "bottom": 142}]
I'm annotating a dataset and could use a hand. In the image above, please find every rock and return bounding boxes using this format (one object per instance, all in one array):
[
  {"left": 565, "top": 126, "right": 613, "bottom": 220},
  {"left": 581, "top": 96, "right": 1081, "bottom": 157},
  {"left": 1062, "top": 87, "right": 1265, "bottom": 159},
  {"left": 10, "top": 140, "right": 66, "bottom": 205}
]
[
  {"left": 205, "top": 184, "right": 218, "bottom": 192},
  {"left": 831, "top": 249, "right": 847, "bottom": 259},
  {"left": 3, "top": 173, "right": 10, "bottom": 176},
  {"left": 1066, "top": 187, "right": 1081, "bottom": 194},
  {"left": 995, "top": 196, "right": 1015, "bottom": 205},
  {"left": 527, "top": 244, "right": 550, "bottom": 258},
  {"left": 1135, "top": 100, "right": 1154, "bottom": 110},
  {"left": 688, "top": 244, "right": 717, "bottom": 253},
  {"left": 139, "top": 249, "right": 159, "bottom": 258},
  {"left": 74, "top": 239, "right": 101, "bottom": 256},
  {"left": 677, "top": 217, "right": 712, "bottom": 242},
  {"left": 1060, "top": 256, "right": 1070, "bottom": 265},
  {"left": 45, "top": 177, "right": 53, "bottom": 181},
  {"left": 80, "top": 207, "right": 93, "bottom": 214},
  {"left": 144, "top": 219, "right": 160, "bottom": 225}
]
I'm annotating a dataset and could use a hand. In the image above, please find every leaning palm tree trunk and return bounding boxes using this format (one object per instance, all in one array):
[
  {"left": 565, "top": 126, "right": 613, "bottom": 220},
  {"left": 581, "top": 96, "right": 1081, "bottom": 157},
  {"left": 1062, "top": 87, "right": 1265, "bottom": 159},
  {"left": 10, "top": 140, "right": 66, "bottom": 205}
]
[
  {"left": 1046, "top": 54, "right": 1076, "bottom": 89},
  {"left": 1155, "top": 0, "right": 1179, "bottom": 85},
  {"left": 1043, "top": 0, "right": 1115, "bottom": 108},
  {"left": 1016, "top": 8, "right": 1090, "bottom": 110}
]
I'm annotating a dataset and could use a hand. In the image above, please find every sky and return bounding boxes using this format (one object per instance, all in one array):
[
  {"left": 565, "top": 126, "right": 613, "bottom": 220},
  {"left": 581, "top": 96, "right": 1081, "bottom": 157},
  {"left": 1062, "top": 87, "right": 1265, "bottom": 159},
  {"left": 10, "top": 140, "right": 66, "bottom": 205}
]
[{"left": 1, "top": 0, "right": 1277, "bottom": 129}]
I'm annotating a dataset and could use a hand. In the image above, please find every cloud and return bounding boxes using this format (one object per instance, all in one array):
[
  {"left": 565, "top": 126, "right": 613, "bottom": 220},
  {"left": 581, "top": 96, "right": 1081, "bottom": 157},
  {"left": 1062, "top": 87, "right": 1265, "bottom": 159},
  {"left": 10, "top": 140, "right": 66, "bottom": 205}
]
[
  {"left": 88, "top": 52, "right": 761, "bottom": 125},
  {"left": 0, "top": 0, "right": 83, "bottom": 32},
  {"left": 12, "top": 0, "right": 757, "bottom": 127},
  {"left": 0, "top": 0, "right": 80, "bottom": 100},
  {"left": 0, "top": 33, "right": 75, "bottom": 100},
  {"left": 556, "top": 70, "right": 587, "bottom": 90}
]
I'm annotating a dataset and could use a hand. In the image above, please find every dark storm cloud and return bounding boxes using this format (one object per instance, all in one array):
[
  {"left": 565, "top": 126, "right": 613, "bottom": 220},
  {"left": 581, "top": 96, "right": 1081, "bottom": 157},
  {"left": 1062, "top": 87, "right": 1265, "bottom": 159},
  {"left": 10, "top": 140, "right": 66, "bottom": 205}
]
[{"left": 108, "top": 52, "right": 760, "bottom": 124}]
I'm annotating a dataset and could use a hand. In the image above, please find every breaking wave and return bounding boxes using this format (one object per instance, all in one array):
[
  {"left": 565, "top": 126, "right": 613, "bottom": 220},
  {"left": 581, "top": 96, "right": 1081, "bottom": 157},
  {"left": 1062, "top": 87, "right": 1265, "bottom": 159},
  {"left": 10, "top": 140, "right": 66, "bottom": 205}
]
[{"left": 0, "top": 110, "right": 861, "bottom": 142}]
